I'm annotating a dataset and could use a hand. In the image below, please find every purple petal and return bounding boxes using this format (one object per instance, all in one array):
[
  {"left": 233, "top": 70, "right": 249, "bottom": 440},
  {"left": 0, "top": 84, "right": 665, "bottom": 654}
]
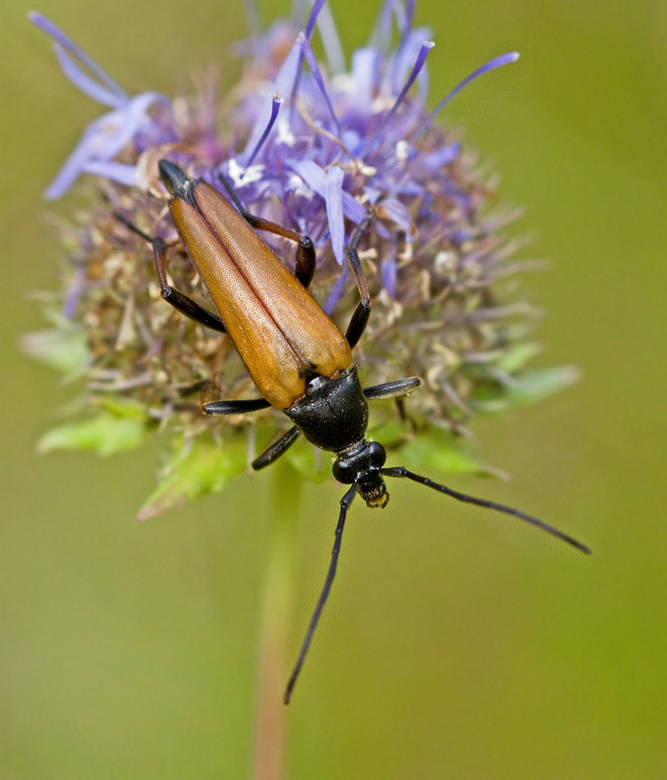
[
  {"left": 54, "top": 44, "right": 125, "bottom": 108},
  {"left": 83, "top": 160, "right": 137, "bottom": 185},
  {"left": 44, "top": 120, "right": 115, "bottom": 199},
  {"left": 404, "top": 0, "right": 416, "bottom": 36},
  {"left": 362, "top": 39, "right": 435, "bottom": 156},
  {"left": 369, "top": 0, "right": 395, "bottom": 51},
  {"left": 379, "top": 197, "right": 411, "bottom": 232},
  {"left": 273, "top": 32, "right": 305, "bottom": 107},
  {"left": 29, "top": 12, "right": 126, "bottom": 102},
  {"left": 312, "top": 0, "right": 345, "bottom": 75},
  {"left": 304, "top": 0, "right": 327, "bottom": 40},
  {"left": 389, "top": 27, "right": 433, "bottom": 95},
  {"left": 380, "top": 237, "right": 397, "bottom": 298},
  {"left": 325, "top": 167, "right": 345, "bottom": 265},
  {"left": 301, "top": 39, "right": 340, "bottom": 132},
  {"left": 44, "top": 92, "right": 169, "bottom": 198},
  {"left": 350, "top": 48, "right": 381, "bottom": 112},
  {"left": 323, "top": 263, "right": 349, "bottom": 315},
  {"left": 421, "top": 142, "right": 460, "bottom": 169},
  {"left": 290, "top": 160, "right": 366, "bottom": 224}
]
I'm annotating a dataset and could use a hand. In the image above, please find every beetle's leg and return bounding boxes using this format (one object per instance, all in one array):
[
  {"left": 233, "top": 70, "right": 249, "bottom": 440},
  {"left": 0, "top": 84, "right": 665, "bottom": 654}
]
[
  {"left": 344, "top": 212, "right": 374, "bottom": 349},
  {"left": 203, "top": 398, "right": 271, "bottom": 415},
  {"left": 218, "top": 174, "right": 316, "bottom": 288},
  {"left": 394, "top": 398, "right": 418, "bottom": 432},
  {"left": 115, "top": 213, "right": 228, "bottom": 334},
  {"left": 363, "top": 377, "right": 422, "bottom": 400},
  {"left": 364, "top": 377, "right": 422, "bottom": 431},
  {"left": 152, "top": 237, "right": 228, "bottom": 333},
  {"left": 252, "top": 426, "right": 302, "bottom": 470}
]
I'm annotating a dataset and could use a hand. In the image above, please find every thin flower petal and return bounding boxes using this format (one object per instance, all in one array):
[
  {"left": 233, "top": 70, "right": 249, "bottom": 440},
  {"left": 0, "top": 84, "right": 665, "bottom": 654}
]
[
  {"left": 29, "top": 12, "right": 126, "bottom": 102},
  {"left": 362, "top": 39, "right": 435, "bottom": 156},
  {"left": 379, "top": 197, "right": 411, "bottom": 232},
  {"left": 82, "top": 160, "right": 137, "bottom": 186},
  {"left": 325, "top": 167, "right": 345, "bottom": 264},
  {"left": 301, "top": 39, "right": 340, "bottom": 133},
  {"left": 350, "top": 47, "right": 381, "bottom": 112},
  {"left": 311, "top": 0, "right": 346, "bottom": 75},
  {"left": 274, "top": 31, "right": 306, "bottom": 107},
  {"left": 421, "top": 143, "right": 460, "bottom": 168},
  {"left": 304, "top": 0, "right": 328, "bottom": 40},
  {"left": 44, "top": 93, "right": 170, "bottom": 198},
  {"left": 290, "top": 160, "right": 366, "bottom": 224},
  {"left": 415, "top": 52, "right": 520, "bottom": 138},
  {"left": 380, "top": 235, "right": 397, "bottom": 297},
  {"left": 53, "top": 44, "right": 125, "bottom": 108},
  {"left": 323, "top": 263, "right": 349, "bottom": 315}
]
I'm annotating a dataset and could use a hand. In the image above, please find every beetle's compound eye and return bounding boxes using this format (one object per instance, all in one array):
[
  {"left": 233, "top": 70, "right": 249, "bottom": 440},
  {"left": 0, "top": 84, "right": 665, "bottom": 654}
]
[
  {"left": 368, "top": 441, "right": 386, "bottom": 468},
  {"left": 332, "top": 458, "right": 356, "bottom": 484}
]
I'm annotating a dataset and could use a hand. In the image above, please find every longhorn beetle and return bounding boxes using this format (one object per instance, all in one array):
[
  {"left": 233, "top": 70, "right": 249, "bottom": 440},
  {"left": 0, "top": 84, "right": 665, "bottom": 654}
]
[{"left": 119, "top": 160, "right": 590, "bottom": 704}]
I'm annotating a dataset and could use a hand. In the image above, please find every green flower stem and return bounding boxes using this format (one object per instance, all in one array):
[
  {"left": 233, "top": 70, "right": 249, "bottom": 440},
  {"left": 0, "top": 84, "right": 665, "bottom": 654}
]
[{"left": 252, "top": 459, "right": 303, "bottom": 780}]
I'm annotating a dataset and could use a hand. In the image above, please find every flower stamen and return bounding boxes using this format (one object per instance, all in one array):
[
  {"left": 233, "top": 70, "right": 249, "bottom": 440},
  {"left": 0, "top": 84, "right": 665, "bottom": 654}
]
[
  {"left": 414, "top": 51, "right": 520, "bottom": 139},
  {"left": 362, "top": 39, "right": 435, "bottom": 156},
  {"left": 243, "top": 92, "right": 283, "bottom": 168}
]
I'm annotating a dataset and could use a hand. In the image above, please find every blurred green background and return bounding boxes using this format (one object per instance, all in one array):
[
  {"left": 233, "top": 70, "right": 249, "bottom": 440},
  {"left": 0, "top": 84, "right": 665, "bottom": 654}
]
[{"left": 3, "top": 0, "right": 665, "bottom": 777}]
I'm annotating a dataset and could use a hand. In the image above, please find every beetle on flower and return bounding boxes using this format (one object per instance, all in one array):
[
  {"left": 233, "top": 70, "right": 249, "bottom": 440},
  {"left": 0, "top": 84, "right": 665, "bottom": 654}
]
[{"left": 28, "top": 1, "right": 588, "bottom": 702}]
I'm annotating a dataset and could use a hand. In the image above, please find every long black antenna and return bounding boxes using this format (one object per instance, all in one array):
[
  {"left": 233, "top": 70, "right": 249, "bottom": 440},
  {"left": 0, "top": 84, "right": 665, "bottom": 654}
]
[
  {"left": 284, "top": 484, "right": 357, "bottom": 705},
  {"left": 380, "top": 467, "right": 591, "bottom": 555}
]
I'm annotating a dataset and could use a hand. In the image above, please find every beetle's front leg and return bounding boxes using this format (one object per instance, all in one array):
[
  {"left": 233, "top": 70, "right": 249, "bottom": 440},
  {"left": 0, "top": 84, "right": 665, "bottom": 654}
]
[
  {"left": 151, "top": 237, "right": 227, "bottom": 333},
  {"left": 115, "top": 212, "right": 227, "bottom": 334}
]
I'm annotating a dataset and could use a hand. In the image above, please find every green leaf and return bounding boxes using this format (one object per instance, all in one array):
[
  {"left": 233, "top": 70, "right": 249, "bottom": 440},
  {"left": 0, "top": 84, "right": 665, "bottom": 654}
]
[
  {"left": 21, "top": 327, "right": 90, "bottom": 376},
  {"left": 137, "top": 434, "right": 247, "bottom": 520},
  {"left": 285, "top": 440, "right": 330, "bottom": 484},
  {"left": 398, "top": 429, "right": 501, "bottom": 478},
  {"left": 505, "top": 365, "right": 581, "bottom": 405},
  {"left": 494, "top": 342, "right": 542, "bottom": 373},
  {"left": 368, "top": 419, "right": 411, "bottom": 447},
  {"left": 37, "top": 412, "right": 148, "bottom": 456},
  {"left": 97, "top": 397, "right": 150, "bottom": 420},
  {"left": 470, "top": 364, "right": 581, "bottom": 413}
]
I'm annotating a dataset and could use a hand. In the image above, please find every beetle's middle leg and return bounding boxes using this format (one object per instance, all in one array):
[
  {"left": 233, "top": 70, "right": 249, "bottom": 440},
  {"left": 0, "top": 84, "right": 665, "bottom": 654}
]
[
  {"left": 363, "top": 377, "right": 422, "bottom": 400},
  {"left": 218, "top": 173, "right": 316, "bottom": 289},
  {"left": 252, "top": 426, "right": 302, "bottom": 470}
]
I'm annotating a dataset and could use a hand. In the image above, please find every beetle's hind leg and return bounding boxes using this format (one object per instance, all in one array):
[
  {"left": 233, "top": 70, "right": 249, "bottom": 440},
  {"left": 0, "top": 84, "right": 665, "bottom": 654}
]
[
  {"left": 252, "top": 426, "right": 302, "bottom": 470},
  {"left": 114, "top": 212, "right": 228, "bottom": 334},
  {"left": 203, "top": 399, "right": 301, "bottom": 467},
  {"left": 218, "top": 173, "right": 316, "bottom": 289},
  {"left": 363, "top": 377, "right": 422, "bottom": 400}
]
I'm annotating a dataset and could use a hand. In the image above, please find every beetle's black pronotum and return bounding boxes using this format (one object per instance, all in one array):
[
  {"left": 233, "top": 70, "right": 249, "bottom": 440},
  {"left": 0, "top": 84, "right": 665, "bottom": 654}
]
[{"left": 120, "top": 160, "right": 590, "bottom": 704}]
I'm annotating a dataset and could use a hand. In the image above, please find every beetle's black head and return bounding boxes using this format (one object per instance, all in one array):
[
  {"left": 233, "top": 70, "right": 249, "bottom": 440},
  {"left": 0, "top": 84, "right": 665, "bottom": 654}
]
[
  {"left": 332, "top": 440, "right": 389, "bottom": 508},
  {"left": 158, "top": 160, "right": 198, "bottom": 208}
]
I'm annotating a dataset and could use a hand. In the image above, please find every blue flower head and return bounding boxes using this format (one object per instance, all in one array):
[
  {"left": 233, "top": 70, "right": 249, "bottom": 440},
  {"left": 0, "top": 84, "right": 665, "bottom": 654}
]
[{"left": 27, "top": 3, "right": 577, "bottom": 517}]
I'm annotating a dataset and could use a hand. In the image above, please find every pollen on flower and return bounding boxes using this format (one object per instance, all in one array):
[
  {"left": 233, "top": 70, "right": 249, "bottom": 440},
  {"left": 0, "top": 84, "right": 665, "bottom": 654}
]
[{"left": 27, "top": 2, "right": 578, "bottom": 514}]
